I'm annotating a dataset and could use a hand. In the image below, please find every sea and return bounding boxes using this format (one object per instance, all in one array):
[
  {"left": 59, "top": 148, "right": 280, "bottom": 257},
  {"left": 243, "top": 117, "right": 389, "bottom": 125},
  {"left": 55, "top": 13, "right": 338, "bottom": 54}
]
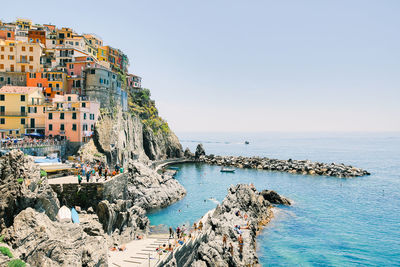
[{"left": 147, "top": 132, "right": 400, "bottom": 266}]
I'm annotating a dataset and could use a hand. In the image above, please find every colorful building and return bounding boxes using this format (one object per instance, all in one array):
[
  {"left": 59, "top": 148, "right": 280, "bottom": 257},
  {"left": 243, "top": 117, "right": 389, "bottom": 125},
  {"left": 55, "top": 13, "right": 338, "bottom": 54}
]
[
  {"left": 0, "top": 86, "right": 44, "bottom": 137},
  {"left": 0, "top": 27, "right": 15, "bottom": 41},
  {"left": 127, "top": 74, "right": 142, "bottom": 89},
  {"left": 28, "top": 29, "right": 46, "bottom": 45},
  {"left": 15, "top": 19, "right": 32, "bottom": 30},
  {"left": 0, "top": 40, "right": 43, "bottom": 72},
  {"left": 45, "top": 94, "right": 100, "bottom": 143},
  {"left": 26, "top": 72, "right": 67, "bottom": 98}
]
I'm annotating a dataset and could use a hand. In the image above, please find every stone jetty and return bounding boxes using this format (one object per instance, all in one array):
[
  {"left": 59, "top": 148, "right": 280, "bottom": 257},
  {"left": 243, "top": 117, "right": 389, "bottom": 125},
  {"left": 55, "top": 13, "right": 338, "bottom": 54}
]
[{"left": 189, "top": 144, "right": 370, "bottom": 178}]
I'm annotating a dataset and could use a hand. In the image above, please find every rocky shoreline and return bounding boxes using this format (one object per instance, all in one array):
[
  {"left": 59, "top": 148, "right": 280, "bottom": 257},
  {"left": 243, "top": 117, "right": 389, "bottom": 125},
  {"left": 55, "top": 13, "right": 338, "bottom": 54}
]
[
  {"left": 158, "top": 184, "right": 291, "bottom": 266},
  {"left": 189, "top": 144, "right": 370, "bottom": 178}
]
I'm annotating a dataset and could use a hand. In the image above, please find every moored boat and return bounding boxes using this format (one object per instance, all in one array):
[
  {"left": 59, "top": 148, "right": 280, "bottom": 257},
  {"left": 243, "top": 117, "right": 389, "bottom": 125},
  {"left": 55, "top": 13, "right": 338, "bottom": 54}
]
[{"left": 220, "top": 167, "right": 235, "bottom": 173}]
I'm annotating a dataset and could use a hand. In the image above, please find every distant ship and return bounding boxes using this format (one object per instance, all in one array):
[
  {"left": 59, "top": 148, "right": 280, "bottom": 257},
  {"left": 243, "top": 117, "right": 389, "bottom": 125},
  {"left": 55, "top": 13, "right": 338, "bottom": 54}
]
[{"left": 245, "top": 141, "right": 250, "bottom": 145}]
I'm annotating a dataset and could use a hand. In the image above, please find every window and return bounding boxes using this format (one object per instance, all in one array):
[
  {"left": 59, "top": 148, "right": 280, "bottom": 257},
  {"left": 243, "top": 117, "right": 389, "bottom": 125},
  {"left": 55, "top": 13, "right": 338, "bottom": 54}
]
[
  {"left": 49, "top": 84, "right": 52, "bottom": 88},
  {"left": 1, "top": 47, "right": 3, "bottom": 51},
  {"left": 72, "top": 124, "right": 77, "bottom": 131},
  {"left": 48, "top": 113, "right": 53, "bottom": 119},
  {"left": 34, "top": 107, "right": 37, "bottom": 113},
  {"left": 56, "top": 84, "right": 59, "bottom": 89},
  {"left": 0, "top": 55, "right": 3, "bottom": 60},
  {"left": 22, "top": 46, "right": 25, "bottom": 51},
  {"left": 0, "top": 77, "right": 3, "bottom": 82},
  {"left": 21, "top": 118, "right": 25, "bottom": 125},
  {"left": 49, "top": 124, "right": 53, "bottom": 131},
  {"left": 20, "top": 95, "right": 25, "bottom": 101},
  {"left": 91, "top": 124, "right": 94, "bottom": 131},
  {"left": 60, "top": 113, "right": 64, "bottom": 119},
  {"left": 8, "top": 55, "right": 14, "bottom": 60},
  {"left": 0, "top": 106, "right": 5, "bottom": 113},
  {"left": 7, "top": 33, "right": 11, "bottom": 38},
  {"left": 90, "top": 69, "right": 95, "bottom": 74},
  {"left": 20, "top": 106, "right": 25, "bottom": 114},
  {"left": 37, "top": 83, "right": 42, "bottom": 87},
  {"left": 90, "top": 114, "right": 94, "bottom": 120},
  {"left": 83, "top": 113, "right": 87, "bottom": 120},
  {"left": 0, "top": 118, "right": 5, "bottom": 124},
  {"left": 60, "top": 124, "right": 64, "bottom": 131},
  {"left": 81, "top": 102, "right": 86, "bottom": 108},
  {"left": 9, "top": 47, "right": 13, "bottom": 52},
  {"left": 69, "top": 64, "right": 73, "bottom": 69},
  {"left": 68, "top": 96, "right": 71, "bottom": 101},
  {"left": 99, "top": 78, "right": 102, "bottom": 84},
  {"left": 29, "top": 56, "right": 33, "bottom": 62},
  {"left": 0, "top": 64, "right": 3, "bottom": 69},
  {"left": 72, "top": 112, "right": 76, "bottom": 119},
  {"left": 29, "top": 47, "right": 33, "bottom": 52}
]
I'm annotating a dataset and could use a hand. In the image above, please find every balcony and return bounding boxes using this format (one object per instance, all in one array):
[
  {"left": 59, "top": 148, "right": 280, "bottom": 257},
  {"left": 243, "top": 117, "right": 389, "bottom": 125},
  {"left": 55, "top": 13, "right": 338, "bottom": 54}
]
[
  {"left": 0, "top": 111, "right": 27, "bottom": 117},
  {"left": 17, "top": 60, "right": 30, "bottom": 64},
  {"left": 24, "top": 124, "right": 45, "bottom": 129}
]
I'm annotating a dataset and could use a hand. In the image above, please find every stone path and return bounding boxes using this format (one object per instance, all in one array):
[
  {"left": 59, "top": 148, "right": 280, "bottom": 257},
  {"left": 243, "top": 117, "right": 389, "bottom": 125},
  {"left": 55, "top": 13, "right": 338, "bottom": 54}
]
[
  {"left": 47, "top": 172, "right": 125, "bottom": 185},
  {"left": 108, "top": 234, "right": 172, "bottom": 267}
]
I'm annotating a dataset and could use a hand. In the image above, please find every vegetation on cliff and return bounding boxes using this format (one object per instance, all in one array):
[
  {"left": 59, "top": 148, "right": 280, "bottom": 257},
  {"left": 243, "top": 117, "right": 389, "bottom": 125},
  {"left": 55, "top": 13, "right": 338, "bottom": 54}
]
[{"left": 128, "top": 88, "right": 171, "bottom": 135}]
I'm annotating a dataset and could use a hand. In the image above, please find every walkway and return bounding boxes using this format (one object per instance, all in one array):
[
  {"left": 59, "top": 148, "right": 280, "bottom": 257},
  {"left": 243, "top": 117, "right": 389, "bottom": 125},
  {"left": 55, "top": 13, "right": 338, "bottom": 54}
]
[
  {"left": 108, "top": 234, "right": 172, "bottom": 267},
  {"left": 152, "top": 158, "right": 194, "bottom": 172},
  {"left": 47, "top": 172, "right": 125, "bottom": 185}
]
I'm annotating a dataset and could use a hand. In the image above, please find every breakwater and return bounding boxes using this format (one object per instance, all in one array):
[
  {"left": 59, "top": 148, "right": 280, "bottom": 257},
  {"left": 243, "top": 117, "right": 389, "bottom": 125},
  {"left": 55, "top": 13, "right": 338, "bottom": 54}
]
[{"left": 198, "top": 154, "right": 370, "bottom": 177}]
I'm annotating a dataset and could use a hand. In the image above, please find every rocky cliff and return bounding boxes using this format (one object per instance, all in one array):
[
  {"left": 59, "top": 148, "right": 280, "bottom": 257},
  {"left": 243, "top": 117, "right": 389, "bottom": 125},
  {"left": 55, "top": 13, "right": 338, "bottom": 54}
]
[
  {"left": 90, "top": 107, "right": 182, "bottom": 168},
  {"left": 158, "top": 184, "right": 290, "bottom": 267}
]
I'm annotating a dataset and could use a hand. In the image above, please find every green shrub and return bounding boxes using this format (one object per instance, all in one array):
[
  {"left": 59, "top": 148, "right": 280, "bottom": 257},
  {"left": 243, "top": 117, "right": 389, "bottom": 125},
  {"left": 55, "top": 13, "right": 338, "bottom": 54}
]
[
  {"left": 7, "top": 259, "right": 26, "bottom": 267},
  {"left": 0, "top": 235, "right": 4, "bottom": 243},
  {"left": 0, "top": 246, "right": 13, "bottom": 258},
  {"left": 16, "top": 178, "right": 24, "bottom": 184},
  {"left": 40, "top": 170, "right": 47, "bottom": 177}
]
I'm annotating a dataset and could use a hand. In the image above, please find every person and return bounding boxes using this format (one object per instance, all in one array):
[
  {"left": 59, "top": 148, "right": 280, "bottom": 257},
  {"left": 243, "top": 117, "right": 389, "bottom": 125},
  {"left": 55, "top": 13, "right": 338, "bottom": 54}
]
[
  {"left": 223, "top": 234, "right": 227, "bottom": 248},
  {"left": 120, "top": 166, "right": 124, "bottom": 173},
  {"left": 98, "top": 163, "right": 103, "bottom": 177},
  {"left": 176, "top": 227, "right": 180, "bottom": 238},
  {"left": 85, "top": 165, "right": 91, "bottom": 183},
  {"left": 198, "top": 221, "right": 203, "bottom": 231},
  {"left": 115, "top": 163, "right": 120, "bottom": 173},
  {"left": 193, "top": 222, "right": 197, "bottom": 231},
  {"left": 169, "top": 227, "right": 174, "bottom": 238},
  {"left": 238, "top": 234, "right": 243, "bottom": 255},
  {"left": 229, "top": 243, "right": 234, "bottom": 256},
  {"left": 77, "top": 174, "right": 82, "bottom": 185},
  {"left": 104, "top": 166, "right": 108, "bottom": 180}
]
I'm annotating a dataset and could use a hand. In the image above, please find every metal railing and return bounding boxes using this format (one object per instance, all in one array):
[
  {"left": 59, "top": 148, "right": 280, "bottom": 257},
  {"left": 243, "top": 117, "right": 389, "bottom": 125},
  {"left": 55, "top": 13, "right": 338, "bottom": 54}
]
[{"left": 0, "top": 111, "right": 28, "bottom": 116}]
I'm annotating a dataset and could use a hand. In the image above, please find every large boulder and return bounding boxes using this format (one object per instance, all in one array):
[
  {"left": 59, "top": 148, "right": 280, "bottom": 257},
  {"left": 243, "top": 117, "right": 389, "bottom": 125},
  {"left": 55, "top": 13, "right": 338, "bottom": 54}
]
[
  {"left": 127, "top": 161, "right": 186, "bottom": 210},
  {"left": 184, "top": 147, "right": 194, "bottom": 159},
  {"left": 0, "top": 150, "right": 60, "bottom": 230},
  {"left": 261, "top": 190, "right": 291, "bottom": 205},
  {"left": 195, "top": 144, "right": 206, "bottom": 159},
  {"left": 3, "top": 208, "right": 107, "bottom": 267}
]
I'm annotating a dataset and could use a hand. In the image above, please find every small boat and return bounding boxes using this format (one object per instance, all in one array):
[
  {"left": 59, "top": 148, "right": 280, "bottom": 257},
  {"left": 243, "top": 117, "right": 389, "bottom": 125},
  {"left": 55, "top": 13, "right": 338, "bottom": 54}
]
[
  {"left": 221, "top": 167, "right": 235, "bottom": 173},
  {"left": 168, "top": 166, "right": 180, "bottom": 171},
  {"left": 245, "top": 141, "right": 250, "bottom": 145}
]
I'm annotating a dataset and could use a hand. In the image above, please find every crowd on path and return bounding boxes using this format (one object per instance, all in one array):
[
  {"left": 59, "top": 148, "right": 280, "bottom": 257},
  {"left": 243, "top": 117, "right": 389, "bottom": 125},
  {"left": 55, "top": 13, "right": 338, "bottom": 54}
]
[
  {"left": 0, "top": 136, "right": 62, "bottom": 148},
  {"left": 74, "top": 161, "right": 124, "bottom": 184}
]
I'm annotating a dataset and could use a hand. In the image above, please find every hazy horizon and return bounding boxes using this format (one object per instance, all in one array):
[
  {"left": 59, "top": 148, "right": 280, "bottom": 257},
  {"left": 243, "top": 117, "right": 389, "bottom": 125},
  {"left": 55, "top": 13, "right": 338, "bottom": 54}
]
[{"left": 2, "top": 0, "right": 399, "bottom": 132}]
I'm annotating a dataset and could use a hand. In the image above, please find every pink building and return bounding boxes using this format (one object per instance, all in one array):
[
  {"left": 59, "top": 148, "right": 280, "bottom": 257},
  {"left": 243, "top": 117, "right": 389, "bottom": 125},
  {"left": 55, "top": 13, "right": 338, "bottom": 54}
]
[
  {"left": 66, "top": 56, "right": 100, "bottom": 95},
  {"left": 45, "top": 94, "right": 100, "bottom": 143}
]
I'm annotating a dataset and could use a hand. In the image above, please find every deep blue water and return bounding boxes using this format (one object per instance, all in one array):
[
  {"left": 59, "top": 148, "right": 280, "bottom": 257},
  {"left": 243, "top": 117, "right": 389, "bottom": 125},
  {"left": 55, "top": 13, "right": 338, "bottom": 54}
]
[{"left": 147, "top": 132, "right": 400, "bottom": 266}]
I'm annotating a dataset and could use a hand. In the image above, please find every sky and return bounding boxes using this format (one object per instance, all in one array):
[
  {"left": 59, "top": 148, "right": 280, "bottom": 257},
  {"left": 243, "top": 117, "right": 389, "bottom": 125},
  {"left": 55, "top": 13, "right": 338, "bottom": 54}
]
[{"left": 2, "top": 0, "right": 400, "bottom": 132}]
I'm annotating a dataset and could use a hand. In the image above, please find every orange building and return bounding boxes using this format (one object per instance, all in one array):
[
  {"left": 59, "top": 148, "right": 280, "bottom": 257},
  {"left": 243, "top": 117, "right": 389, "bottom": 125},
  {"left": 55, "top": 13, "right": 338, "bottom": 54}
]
[
  {"left": 0, "top": 29, "right": 15, "bottom": 40},
  {"left": 27, "top": 72, "right": 67, "bottom": 99},
  {"left": 28, "top": 30, "right": 46, "bottom": 45}
]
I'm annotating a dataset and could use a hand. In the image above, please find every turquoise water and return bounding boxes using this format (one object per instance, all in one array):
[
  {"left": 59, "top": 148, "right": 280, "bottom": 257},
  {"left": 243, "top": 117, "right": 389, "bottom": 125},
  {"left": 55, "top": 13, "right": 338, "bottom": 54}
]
[{"left": 147, "top": 133, "right": 400, "bottom": 266}]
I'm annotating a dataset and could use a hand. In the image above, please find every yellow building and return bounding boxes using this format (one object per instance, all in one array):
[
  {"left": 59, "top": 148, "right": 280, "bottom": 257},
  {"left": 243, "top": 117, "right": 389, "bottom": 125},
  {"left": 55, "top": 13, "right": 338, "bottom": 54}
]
[
  {"left": 97, "top": 46, "right": 108, "bottom": 62},
  {"left": 16, "top": 19, "right": 32, "bottom": 30},
  {"left": 0, "top": 40, "right": 43, "bottom": 72},
  {"left": 0, "top": 86, "right": 45, "bottom": 137}
]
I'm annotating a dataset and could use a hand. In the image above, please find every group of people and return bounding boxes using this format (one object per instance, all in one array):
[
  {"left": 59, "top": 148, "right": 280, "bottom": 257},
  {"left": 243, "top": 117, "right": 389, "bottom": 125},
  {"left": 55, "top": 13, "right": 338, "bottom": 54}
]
[
  {"left": 76, "top": 161, "right": 124, "bottom": 184},
  {"left": 0, "top": 136, "right": 61, "bottom": 148}
]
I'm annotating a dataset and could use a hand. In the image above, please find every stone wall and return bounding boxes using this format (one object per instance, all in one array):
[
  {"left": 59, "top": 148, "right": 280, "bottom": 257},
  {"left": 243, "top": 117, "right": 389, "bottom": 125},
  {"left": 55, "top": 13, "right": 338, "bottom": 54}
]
[
  {"left": 0, "top": 72, "right": 27, "bottom": 87},
  {"left": 50, "top": 173, "right": 128, "bottom": 209}
]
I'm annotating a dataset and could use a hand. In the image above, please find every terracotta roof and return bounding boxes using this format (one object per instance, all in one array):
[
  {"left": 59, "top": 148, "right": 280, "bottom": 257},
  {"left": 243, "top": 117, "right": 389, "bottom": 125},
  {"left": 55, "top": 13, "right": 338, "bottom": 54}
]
[{"left": 0, "top": 86, "right": 41, "bottom": 94}]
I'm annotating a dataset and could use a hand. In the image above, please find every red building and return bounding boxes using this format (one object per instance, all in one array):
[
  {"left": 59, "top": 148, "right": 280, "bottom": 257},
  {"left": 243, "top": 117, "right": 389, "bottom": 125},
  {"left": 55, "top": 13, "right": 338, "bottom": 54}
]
[{"left": 28, "top": 30, "right": 46, "bottom": 45}]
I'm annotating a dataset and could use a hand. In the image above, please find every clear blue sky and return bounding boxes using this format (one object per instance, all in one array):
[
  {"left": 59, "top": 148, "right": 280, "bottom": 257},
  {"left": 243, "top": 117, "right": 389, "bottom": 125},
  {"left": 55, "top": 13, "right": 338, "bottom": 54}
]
[{"left": 2, "top": 0, "right": 399, "bottom": 132}]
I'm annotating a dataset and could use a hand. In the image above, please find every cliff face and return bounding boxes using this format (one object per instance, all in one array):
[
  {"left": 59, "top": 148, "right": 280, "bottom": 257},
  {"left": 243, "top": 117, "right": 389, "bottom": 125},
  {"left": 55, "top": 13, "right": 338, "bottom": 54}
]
[{"left": 92, "top": 108, "right": 182, "bottom": 167}]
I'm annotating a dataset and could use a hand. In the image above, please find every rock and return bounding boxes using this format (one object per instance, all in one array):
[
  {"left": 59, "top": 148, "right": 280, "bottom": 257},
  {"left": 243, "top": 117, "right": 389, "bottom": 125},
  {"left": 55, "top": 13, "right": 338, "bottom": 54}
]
[
  {"left": 3, "top": 208, "right": 107, "bottom": 267},
  {"left": 195, "top": 144, "right": 206, "bottom": 159},
  {"left": 127, "top": 161, "right": 186, "bottom": 210},
  {"left": 184, "top": 147, "right": 194, "bottom": 159},
  {"left": 261, "top": 190, "right": 291, "bottom": 205},
  {"left": 158, "top": 184, "right": 290, "bottom": 266},
  {"left": 0, "top": 150, "right": 60, "bottom": 230}
]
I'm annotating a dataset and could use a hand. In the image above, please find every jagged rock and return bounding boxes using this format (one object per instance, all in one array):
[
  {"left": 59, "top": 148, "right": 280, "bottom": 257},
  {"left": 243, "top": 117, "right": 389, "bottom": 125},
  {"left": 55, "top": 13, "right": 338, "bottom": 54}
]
[
  {"left": 184, "top": 147, "right": 194, "bottom": 159},
  {"left": 93, "top": 108, "right": 183, "bottom": 167},
  {"left": 0, "top": 150, "right": 60, "bottom": 230},
  {"left": 96, "top": 199, "right": 148, "bottom": 244},
  {"left": 77, "top": 139, "right": 107, "bottom": 164},
  {"left": 127, "top": 161, "right": 186, "bottom": 210},
  {"left": 3, "top": 208, "right": 107, "bottom": 267},
  {"left": 261, "top": 190, "right": 291, "bottom": 205},
  {"left": 159, "top": 184, "right": 290, "bottom": 266},
  {"left": 195, "top": 144, "right": 206, "bottom": 159}
]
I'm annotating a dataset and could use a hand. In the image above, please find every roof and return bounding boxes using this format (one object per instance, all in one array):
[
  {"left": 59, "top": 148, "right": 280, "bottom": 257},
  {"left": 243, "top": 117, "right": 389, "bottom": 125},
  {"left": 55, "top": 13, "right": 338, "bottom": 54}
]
[{"left": 0, "top": 86, "right": 41, "bottom": 94}]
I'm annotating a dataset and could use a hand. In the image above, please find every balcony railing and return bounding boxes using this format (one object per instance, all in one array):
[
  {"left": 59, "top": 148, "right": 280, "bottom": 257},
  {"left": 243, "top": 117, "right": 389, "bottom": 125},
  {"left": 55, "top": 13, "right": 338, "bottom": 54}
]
[
  {"left": 24, "top": 124, "right": 45, "bottom": 129},
  {"left": 0, "top": 111, "right": 28, "bottom": 116},
  {"left": 17, "top": 60, "right": 30, "bottom": 64}
]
